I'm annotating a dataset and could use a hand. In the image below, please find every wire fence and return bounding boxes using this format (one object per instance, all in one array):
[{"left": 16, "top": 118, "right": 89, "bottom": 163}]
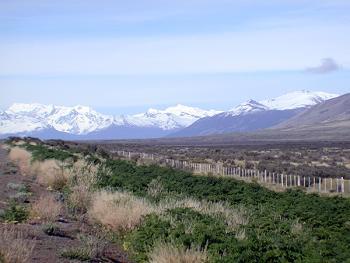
[{"left": 112, "top": 150, "right": 350, "bottom": 195}]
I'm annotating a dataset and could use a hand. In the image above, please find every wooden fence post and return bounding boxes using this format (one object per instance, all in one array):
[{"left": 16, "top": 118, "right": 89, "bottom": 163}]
[
  {"left": 318, "top": 177, "right": 321, "bottom": 192},
  {"left": 281, "top": 174, "right": 284, "bottom": 187},
  {"left": 336, "top": 178, "right": 339, "bottom": 193}
]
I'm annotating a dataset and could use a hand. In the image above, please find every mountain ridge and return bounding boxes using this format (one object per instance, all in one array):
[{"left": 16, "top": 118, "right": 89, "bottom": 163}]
[
  {"left": 169, "top": 90, "right": 339, "bottom": 137},
  {"left": 0, "top": 90, "right": 340, "bottom": 139}
]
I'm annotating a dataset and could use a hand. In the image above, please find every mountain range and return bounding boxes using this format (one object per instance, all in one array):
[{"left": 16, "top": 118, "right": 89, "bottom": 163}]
[
  {"left": 0, "top": 90, "right": 341, "bottom": 140},
  {"left": 170, "top": 91, "right": 338, "bottom": 137}
]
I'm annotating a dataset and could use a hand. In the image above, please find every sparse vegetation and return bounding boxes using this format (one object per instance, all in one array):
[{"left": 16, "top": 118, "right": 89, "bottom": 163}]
[
  {"left": 1, "top": 201, "right": 28, "bottom": 223},
  {"left": 30, "top": 195, "right": 62, "bottom": 222},
  {"left": 8, "top": 147, "right": 32, "bottom": 176},
  {"left": 149, "top": 242, "right": 208, "bottom": 263},
  {"left": 42, "top": 223, "right": 66, "bottom": 237},
  {"left": 33, "top": 159, "right": 68, "bottom": 190},
  {"left": 60, "top": 234, "right": 106, "bottom": 261},
  {"left": 4, "top": 138, "right": 350, "bottom": 262},
  {"left": 0, "top": 227, "right": 35, "bottom": 263}
]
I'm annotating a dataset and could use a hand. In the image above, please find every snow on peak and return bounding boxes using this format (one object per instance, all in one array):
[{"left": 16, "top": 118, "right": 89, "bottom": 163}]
[
  {"left": 260, "top": 90, "right": 338, "bottom": 110},
  {"left": 227, "top": 99, "right": 268, "bottom": 116},
  {"left": 226, "top": 90, "right": 339, "bottom": 116},
  {"left": 0, "top": 91, "right": 340, "bottom": 136},
  {"left": 164, "top": 104, "right": 221, "bottom": 118},
  {"left": 7, "top": 103, "right": 55, "bottom": 117},
  {"left": 125, "top": 104, "right": 222, "bottom": 130},
  {"left": 3, "top": 103, "right": 114, "bottom": 135},
  {"left": 0, "top": 103, "right": 221, "bottom": 134}
]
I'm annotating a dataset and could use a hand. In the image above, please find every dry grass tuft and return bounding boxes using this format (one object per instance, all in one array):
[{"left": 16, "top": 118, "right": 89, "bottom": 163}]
[
  {"left": 33, "top": 160, "right": 68, "bottom": 190},
  {"left": 0, "top": 227, "right": 35, "bottom": 263},
  {"left": 8, "top": 147, "right": 32, "bottom": 176},
  {"left": 30, "top": 195, "right": 62, "bottom": 222},
  {"left": 68, "top": 183, "right": 91, "bottom": 214},
  {"left": 147, "top": 177, "right": 165, "bottom": 198},
  {"left": 149, "top": 242, "right": 208, "bottom": 263},
  {"left": 88, "top": 191, "right": 155, "bottom": 232},
  {"left": 89, "top": 189, "right": 248, "bottom": 233},
  {"left": 66, "top": 160, "right": 100, "bottom": 214},
  {"left": 291, "top": 219, "right": 303, "bottom": 235}
]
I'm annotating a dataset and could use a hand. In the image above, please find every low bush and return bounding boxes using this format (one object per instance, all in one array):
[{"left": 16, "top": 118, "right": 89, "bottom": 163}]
[
  {"left": 42, "top": 223, "right": 67, "bottom": 237},
  {"left": 1, "top": 201, "right": 28, "bottom": 223},
  {"left": 6, "top": 182, "right": 28, "bottom": 192},
  {"left": 88, "top": 190, "right": 155, "bottom": 232},
  {"left": 9, "top": 192, "right": 31, "bottom": 204},
  {"left": 30, "top": 195, "right": 62, "bottom": 222},
  {"left": 33, "top": 160, "right": 68, "bottom": 190},
  {"left": 25, "top": 143, "right": 75, "bottom": 162},
  {"left": 8, "top": 147, "right": 32, "bottom": 176},
  {"left": 149, "top": 242, "right": 208, "bottom": 263},
  {"left": 60, "top": 234, "right": 106, "bottom": 261},
  {"left": 96, "top": 159, "right": 350, "bottom": 262}
]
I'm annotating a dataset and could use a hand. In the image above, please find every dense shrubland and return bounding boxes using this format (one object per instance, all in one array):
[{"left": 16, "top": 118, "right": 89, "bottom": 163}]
[{"left": 5, "top": 138, "right": 350, "bottom": 262}]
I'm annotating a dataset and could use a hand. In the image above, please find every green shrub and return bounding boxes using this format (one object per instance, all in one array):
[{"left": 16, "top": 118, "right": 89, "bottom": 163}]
[
  {"left": 24, "top": 144, "right": 76, "bottom": 162},
  {"left": 60, "top": 247, "right": 91, "bottom": 261},
  {"left": 1, "top": 201, "right": 28, "bottom": 223},
  {"left": 60, "top": 234, "right": 106, "bottom": 261},
  {"left": 9, "top": 192, "right": 31, "bottom": 203},
  {"left": 42, "top": 223, "right": 66, "bottom": 237},
  {"left": 96, "top": 159, "right": 350, "bottom": 262}
]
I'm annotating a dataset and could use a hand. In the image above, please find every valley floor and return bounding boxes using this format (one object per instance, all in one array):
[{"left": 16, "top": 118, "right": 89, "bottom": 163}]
[{"left": 1, "top": 138, "right": 350, "bottom": 262}]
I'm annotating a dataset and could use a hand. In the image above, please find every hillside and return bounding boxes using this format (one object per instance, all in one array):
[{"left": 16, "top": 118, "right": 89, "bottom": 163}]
[
  {"left": 273, "top": 93, "right": 350, "bottom": 131},
  {"left": 170, "top": 91, "right": 338, "bottom": 137}
]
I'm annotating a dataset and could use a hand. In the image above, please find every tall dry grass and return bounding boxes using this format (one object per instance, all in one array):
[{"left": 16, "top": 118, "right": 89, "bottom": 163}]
[
  {"left": 8, "top": 147, "right": 32, "bottom": 176},
  {"left": 88, "top": 190, "right": 248, "bottom": 234},
  {"left": 33, "top": 160, "right": 68, "bottom": 190},
  {"left": 88, "top": 191, "right": 156, "bottom": 232},
  {"left": 66, "top": 159, "right": 100, "bottom": 214},
  {"left": 30, "top": 195, "right": 62, "bottom": 222},
  {"left": 0, "top": 227, "right": 35, "bottom": 263},
  {"left": 8, "top": 147, "right": 70, "bottom": 190},
  {"left": 149, "top": 242, "right": 208, "bottom": 263}
]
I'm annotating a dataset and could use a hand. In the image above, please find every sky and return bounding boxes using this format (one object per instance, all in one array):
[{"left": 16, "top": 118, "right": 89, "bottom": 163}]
[{"left": 0, "top": 0, "right": 349, "bottom": 114}]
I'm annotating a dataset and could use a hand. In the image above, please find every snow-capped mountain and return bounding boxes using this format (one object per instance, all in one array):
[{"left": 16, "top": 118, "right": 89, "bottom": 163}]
[
  {"left": 226, "top": 90, "right": 339, "bottom": 117},
  {"left": 170, "top": 90, "right": 340, "bottom": 137},
  {"left": 0, "top": 103, "right": 220, "bottom": 138},
  {"left": 260, "top": 90, "right": 338, "bottom": 110},
  {"left": 226, "top": 100, "right": 269, "bottom": 117},
  {"left": 125, "top": 104, "right": 221, "bottom": 130},
  {"left": 0, "top": 90, "right": 341, "bottom": 139},
  {"left": 6, "top": 103, "right": 114, "bottom": 135}
]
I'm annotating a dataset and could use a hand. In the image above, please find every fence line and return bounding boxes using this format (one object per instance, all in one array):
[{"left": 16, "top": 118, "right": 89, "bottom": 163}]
[{"left": 112, "top": 150, "right": 349, "bottom": 194}]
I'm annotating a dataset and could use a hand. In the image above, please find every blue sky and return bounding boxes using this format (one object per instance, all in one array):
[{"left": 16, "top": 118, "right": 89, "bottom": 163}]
[{"left": 0, "top": 0, "right": 349, "bottom": 114}]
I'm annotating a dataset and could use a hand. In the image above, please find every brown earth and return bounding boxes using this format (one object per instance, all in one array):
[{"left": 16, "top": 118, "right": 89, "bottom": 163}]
[{"left": 0, "top": 144, "right": 131, "bottom": 263}]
